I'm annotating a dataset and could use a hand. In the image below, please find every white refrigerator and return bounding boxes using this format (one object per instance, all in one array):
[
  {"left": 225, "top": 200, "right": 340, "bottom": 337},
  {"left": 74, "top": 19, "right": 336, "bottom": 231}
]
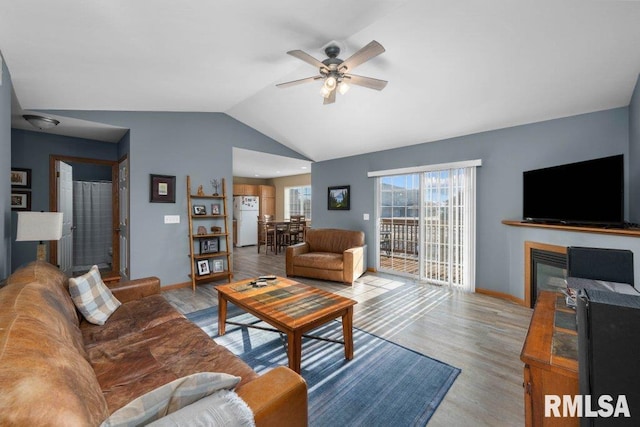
[{"left": 233, "top": 196, "right": 259, "bottom": 246}]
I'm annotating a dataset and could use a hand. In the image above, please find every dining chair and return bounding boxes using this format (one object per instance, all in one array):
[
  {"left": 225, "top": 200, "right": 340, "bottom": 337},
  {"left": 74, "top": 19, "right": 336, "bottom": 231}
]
[
  {"left": 288, "top": 216, "right": 303, "bottom": 245},
  {"left": 257, "top": 215, "right": 275, "bottom": 254},
  {"left": 275, "top": 222, "right": 290, "bottom": 253}
]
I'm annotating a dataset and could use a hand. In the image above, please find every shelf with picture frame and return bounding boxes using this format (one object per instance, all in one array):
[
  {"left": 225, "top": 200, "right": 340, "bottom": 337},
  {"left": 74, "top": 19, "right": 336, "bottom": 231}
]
[{"left": 186, "top": 176, "right": 232, "bottom": 290}]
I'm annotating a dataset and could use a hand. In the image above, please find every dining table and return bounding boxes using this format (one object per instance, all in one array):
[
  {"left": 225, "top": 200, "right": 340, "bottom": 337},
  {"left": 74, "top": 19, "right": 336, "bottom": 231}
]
[{"left": 258, "top": 219, "right": 308, "bottom": 254}]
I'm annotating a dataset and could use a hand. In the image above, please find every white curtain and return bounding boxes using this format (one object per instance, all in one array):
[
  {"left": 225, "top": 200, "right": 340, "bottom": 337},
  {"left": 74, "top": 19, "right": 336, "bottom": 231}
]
[{"left": 73, "top": 181, "right": 113, "bottom": 267}]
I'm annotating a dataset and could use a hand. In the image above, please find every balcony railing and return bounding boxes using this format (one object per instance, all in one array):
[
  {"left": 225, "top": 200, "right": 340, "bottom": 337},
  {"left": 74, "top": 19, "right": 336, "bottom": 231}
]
[{"left": 379, "top": 217, "right": 462, "bottom": 283}]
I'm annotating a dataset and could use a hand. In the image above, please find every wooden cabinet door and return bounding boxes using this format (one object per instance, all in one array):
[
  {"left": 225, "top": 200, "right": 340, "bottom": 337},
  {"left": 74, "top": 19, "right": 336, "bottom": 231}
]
[
  {"left": 259, "top": 185, "right": 275, "bottom": 198},
  {"left": 260, "top": 197, "right": 275, "bottom": 217},
  {"left": 247, "top": 185, "right": 259, "bottom": 196}
]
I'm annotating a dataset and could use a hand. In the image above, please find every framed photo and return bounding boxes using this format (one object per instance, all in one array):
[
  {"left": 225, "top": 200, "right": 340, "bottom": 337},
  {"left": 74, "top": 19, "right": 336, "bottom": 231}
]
[
  {"left": 11, "top": 168, "right": 31, "bottom": 189},
  {"left": 150, "top": 174, "right": 176, "bottom": 203},
  {"left": 11, "top": 191, "right": 31, "bottom": 211},
  {"left": 200, "top": 237, "right": 219, "bottom": 254},
  {"left": 212, "top": 259, "right": 224, "bottom": 273},
  {"left": 196, "top": 259, "right": 210, "bottom": 276},
  {"left": 328, "top": 185, "right": 350, "bottom": 210},
  {"left": 193, "top": 205, "right": 206, "bottom": 215},
  {"left": 211, "top": 203, "right": 221, "bottom": 215}
]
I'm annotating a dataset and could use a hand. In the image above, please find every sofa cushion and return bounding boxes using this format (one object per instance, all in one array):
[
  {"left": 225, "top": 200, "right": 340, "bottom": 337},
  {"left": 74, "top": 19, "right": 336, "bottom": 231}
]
[
  {"left": 81, "top": 294, "right": 184, "bottom": 347},
  {"left": 292, "top": 252, "right": 344, "bottom": 271},
  {"left": 70, "top": 265, "right": 122, "bottom": 325},
  {"left": 148, "top": 389, "right": 255, "bottom": 427},
  {"left": 88, "top": 316, "right": 259, "bottom": 413},
  {"left": 306, "top": 228, "right": 364, "bottom": 253},
  {"left": 7, "top": 260, "right": 79, "bottom": 326},
  {"left": 101, "top": 372, "right": 241, "bottom": 427},
  {"left": 0, "top": 274, "right": 110, "bottom": 426}
]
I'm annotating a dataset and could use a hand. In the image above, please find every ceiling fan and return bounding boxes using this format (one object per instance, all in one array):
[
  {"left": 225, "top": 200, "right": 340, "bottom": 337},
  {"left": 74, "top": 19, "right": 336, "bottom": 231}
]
[{"left": 277, "top": 40, "right": 388, "bottom": 104}]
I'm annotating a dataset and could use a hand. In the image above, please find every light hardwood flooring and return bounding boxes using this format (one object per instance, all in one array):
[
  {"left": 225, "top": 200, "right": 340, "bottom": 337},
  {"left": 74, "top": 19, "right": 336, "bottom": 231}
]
[{"left": 164, "top": 246, "right": 533, "bottom": 427}]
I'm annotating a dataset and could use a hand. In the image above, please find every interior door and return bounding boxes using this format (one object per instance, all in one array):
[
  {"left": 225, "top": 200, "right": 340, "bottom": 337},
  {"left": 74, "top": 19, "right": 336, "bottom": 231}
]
[
  {"left": 118, "top": 157, "right": 129, "bottom": 279},
  {"left": 56, "top": 160, "right": 73, "bottom": 275}
]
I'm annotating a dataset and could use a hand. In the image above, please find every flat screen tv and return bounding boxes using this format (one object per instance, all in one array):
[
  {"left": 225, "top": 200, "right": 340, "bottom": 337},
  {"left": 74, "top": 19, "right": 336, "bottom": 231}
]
[{"left": 523, "top": 154, "right": 624, "bottom": 226}]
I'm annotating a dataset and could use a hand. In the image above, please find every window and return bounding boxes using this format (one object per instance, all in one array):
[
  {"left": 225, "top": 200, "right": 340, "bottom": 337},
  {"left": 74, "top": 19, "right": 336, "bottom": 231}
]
[
  {"left": 370, "top": 160, "right": 480, "bottom": 291},
  {"left": 284, "top": 185, "right": 311, "bottom": 219}
]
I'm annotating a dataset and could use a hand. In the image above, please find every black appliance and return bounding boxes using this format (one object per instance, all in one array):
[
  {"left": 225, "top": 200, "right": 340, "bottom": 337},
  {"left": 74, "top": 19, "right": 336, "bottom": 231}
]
[
  {"left": 577, "top": 289, "right": 640, "bottom": 426},
  {"left": 523, "top": 154, "right": 624, "bottom": 226}
]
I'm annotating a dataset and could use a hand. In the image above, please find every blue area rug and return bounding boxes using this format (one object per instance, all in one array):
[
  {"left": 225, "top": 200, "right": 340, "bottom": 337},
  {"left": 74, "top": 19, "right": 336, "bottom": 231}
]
[{"left": 186, "top": 306, "right": 460, "bottom": 426}]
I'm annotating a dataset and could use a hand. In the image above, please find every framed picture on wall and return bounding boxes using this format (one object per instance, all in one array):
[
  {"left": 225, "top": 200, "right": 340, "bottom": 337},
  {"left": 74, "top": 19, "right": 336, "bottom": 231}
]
[
  {"left": 150, "top": 174, "right": 176, "bottom": 203},
  {"left": 328, "top": 185, "right": 350, "bottom": 210},
  {"left": 11, "top": 168, "right": 31, "bottom": 189},
  {"left": 11, "top": 191, "right": 31, "bottom": 211}
]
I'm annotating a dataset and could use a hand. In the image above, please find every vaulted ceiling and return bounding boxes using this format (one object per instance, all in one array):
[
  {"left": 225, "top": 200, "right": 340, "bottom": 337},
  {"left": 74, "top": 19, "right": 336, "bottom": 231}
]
[{"left": 2, "top": 1, "right": 640, "bottom": 163}]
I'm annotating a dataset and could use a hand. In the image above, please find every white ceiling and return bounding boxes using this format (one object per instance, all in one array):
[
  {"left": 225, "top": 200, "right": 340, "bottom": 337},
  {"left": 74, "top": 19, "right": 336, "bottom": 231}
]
[{"left": 2, "top": 1, "right": 640, "bottom": 168}]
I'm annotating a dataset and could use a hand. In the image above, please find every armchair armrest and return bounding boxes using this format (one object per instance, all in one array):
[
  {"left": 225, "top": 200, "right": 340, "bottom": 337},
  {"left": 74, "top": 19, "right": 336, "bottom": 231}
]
[
  {"left": 107, "top": 277, "right": 161, "bottom": 303},
  {"left": 286, "top": 243, "right": 310, "bottom": 277},
  {"left": 236, "top": 366, "right": 308, "bottom": 427},
  {"left": 343, "top": 245, "right": 366, "bottom": 284}
]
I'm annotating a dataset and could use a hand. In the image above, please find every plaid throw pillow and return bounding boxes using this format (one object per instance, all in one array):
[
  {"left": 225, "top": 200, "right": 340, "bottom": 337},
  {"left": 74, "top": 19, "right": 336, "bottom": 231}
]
[
  {"left": 100, "top": 372, "right": 242, "bottom": 427},
  {"left": 69, "top": 265, "right": 121, "bottom": 325}
]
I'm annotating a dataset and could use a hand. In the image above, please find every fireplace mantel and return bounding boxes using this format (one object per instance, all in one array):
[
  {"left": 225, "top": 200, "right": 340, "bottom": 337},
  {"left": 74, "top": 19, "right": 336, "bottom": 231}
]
[{"left": 502, "top": 220, "right": 640, "bottom": 238}]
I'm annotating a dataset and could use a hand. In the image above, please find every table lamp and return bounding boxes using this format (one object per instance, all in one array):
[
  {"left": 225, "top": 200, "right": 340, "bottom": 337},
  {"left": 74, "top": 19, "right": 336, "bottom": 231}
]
[{"left": 16, "top": 212, "right": 64, "bottom": 261}]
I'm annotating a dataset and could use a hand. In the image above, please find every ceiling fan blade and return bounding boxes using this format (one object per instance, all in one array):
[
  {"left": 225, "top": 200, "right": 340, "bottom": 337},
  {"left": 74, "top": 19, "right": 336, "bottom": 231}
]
[
  {"left": 323, "top": 89, "right": 336, "bottom": 105},
  {"left": 276, "top": 75, "right": 323, "bottom": 88},
  {"left": 344, "top": 74, "right": 388, "bottom": 91},
  {"left": 340, "top": 40, "right": 385, "bottom": 72},
  {"left": 287, "top": 50, "right": 328, "bottom": 70}
]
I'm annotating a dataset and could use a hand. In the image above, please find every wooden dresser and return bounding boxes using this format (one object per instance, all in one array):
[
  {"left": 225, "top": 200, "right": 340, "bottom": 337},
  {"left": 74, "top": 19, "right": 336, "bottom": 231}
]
[{"left": 520, "top": 291, "right": 579, "bottom": 426}]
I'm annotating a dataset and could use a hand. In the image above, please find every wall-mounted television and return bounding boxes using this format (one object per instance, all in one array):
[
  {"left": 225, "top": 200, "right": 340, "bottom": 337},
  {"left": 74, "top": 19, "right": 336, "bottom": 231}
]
[{"left": 523, "top": 154, "right": 624, "bottom": 227}]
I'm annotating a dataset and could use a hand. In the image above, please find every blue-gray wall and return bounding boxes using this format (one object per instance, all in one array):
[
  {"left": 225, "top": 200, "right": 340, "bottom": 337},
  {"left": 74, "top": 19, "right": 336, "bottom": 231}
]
[
  {"left": 630, "top": 74, "right": 640, "bottom": 223},
  {"left": 0, "top": 55, "right": 11, "bottom": 280},
  {"left": 10, "top": 130, "right": 120, "bottom": 271},
  {"left": 312, "top": 107, "right": 634, "bottom": 298},
  {"left": 31, "top": 111, "right": 308, "bottom": 286}
]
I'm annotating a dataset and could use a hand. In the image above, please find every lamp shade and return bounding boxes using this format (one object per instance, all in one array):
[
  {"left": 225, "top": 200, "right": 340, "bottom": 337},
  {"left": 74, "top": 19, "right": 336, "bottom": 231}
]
[{"left": 16, "top": 212, "right": 63, "bottom": 242}]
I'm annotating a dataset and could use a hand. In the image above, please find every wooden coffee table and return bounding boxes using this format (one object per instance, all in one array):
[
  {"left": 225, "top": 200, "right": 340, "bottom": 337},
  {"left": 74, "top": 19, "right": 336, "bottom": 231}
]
[{"left": 216, "top": 277, "right": 357, "bottom": 374}]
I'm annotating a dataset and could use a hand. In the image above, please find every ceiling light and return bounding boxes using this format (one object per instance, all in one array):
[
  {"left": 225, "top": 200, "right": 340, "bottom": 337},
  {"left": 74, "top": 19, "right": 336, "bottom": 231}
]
[
  {"left": 338, "top": 82, "right": 350, "bottom": 95},
  {"left": 324, "top": 76, "right": 337, "bottom": 90},
  {"left": 320, "top": 85, "right": 332, "bottom": 98},
  {"left": 23, "top": 114, "right": 60, "bottom": 130}
]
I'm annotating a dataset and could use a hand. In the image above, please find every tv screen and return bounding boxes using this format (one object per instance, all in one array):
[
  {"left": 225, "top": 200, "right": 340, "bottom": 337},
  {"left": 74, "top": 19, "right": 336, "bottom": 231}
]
[{"left": 523, "top": 154, "right": 624, "bottom": 226}]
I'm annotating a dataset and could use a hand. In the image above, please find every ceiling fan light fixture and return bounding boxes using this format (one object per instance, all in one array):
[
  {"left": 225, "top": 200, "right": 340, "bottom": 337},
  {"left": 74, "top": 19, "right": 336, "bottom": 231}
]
[
  {"left": 324, "top": 76, "right": 337, "bottom": 90},
  {"left": 320, "top": 85, "right": 332, "bottom": 98},
  {"left": 338, "top": 81, "right": 350, "bottom": 95},
  {"left": 23, "top": 114, "right": 60, "bottom": 130}
]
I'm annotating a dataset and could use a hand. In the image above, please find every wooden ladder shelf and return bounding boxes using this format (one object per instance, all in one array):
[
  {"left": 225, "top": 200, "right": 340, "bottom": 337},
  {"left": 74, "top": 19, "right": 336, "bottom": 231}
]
[{"left": 186, "top": 176, "right": 232, "bottom": 290}]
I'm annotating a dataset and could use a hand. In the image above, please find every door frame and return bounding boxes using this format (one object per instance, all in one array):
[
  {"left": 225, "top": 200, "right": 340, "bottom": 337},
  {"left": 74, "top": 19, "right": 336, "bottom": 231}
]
[{"left": 49, "top": 155, "right": 120, "bottom": 275}]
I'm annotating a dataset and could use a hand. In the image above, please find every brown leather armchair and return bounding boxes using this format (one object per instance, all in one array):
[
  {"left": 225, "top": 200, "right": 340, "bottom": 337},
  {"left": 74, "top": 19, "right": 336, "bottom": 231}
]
[{"left": 286, "top": 228, "right": 366, "bottom": 284}]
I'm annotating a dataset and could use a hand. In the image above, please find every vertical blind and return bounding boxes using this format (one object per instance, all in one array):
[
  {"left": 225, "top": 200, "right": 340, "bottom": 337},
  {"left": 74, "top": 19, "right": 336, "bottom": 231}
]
[{"left": 371, "top": 159, "right": 479, "bottom": 292}]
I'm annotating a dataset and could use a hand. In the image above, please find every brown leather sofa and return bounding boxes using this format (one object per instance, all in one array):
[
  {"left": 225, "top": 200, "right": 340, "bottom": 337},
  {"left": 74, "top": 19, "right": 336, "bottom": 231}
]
[
  {"left": 286, "top": 228, "right": 366, "bottom": 284},
  {"left": 0, "top": 261, "right": 308, "bottom": 426}
]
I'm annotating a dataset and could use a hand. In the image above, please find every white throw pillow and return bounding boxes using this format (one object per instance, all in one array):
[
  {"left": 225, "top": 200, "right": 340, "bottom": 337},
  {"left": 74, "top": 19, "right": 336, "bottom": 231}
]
[
  {"left": 100, "top": 372, "right": 242, "bottom": 427},
  {"left": 69, "top": 265, "right": 121, "bottom": 325},
  {"left": 147, "top": 389, "right": 255, "bottom": 427}
]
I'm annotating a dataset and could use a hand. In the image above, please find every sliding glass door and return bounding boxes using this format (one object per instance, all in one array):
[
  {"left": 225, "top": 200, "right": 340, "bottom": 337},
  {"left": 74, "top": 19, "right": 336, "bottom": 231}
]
[
  {"left": 376, "top": 162, "right": 477, "bottom": 291},
  {"left": 379, "top": 175, "right": 420, "bottom": 275}
]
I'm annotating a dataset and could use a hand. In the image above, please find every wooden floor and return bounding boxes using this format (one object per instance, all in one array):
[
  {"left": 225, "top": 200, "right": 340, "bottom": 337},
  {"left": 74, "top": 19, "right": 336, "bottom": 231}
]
[{"left": 164, "top": 246, "right": 533, "bottom": 427}]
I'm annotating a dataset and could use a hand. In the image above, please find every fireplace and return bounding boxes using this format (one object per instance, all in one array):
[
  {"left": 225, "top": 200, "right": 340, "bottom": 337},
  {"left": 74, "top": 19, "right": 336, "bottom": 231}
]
[{"left": 524, "top": 241, "right": 567, "bottom": 308}]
